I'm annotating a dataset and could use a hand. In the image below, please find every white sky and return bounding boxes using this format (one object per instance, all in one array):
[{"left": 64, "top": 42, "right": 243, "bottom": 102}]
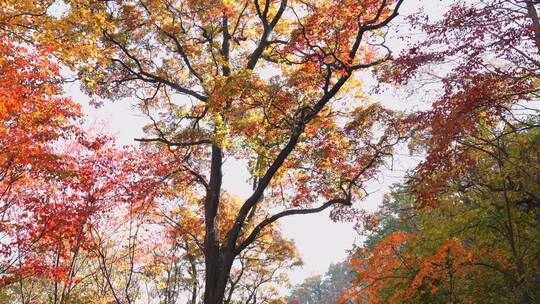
[{"left": 65, "top": 0, "right": 446, "bottom": 286}]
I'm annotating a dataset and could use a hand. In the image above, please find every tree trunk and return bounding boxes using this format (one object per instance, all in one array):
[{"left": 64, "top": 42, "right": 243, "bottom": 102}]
[
  {"left": 526, "top": 0, "right": 540, "bottom": 53},
  {"left": 203, "top": 251, "right": 235, "bottom": 304},
  {"left": 203, "top": 144, "right": 233, "bottom": 304}
]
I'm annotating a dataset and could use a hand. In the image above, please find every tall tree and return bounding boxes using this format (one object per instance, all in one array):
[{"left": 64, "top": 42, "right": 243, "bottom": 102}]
[{"left": 11, "top": 1, "right": 409, "bottom": 302}]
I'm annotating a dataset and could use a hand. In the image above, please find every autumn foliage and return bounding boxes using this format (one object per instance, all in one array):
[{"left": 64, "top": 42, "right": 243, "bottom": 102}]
[
  {"left": 1, "top": 0, "right": 540, "bottom": 303},
  {"left": 339, "top": 1, "right": 540, "bottom": 303},
  {"left": 382, "top": 0, "right": 540, "bottom": 206},
  {"left": 0, "top": 37, "right": 80, "bottom": 279}
]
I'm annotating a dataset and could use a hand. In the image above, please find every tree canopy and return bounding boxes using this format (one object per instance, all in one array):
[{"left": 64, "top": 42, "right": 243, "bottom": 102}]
[{"left": 1, "top": 0, "right": 539, "bottom": 303}]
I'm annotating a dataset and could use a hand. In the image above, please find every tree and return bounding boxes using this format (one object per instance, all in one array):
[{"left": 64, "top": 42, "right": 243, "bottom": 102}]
[
  {"left": 342, "top": 116, "right": 540, "bottom": 303},
  {"left": 0, "top": 131, "right": 168, "bottom": 303},
  {"left": 288, "top": 261, "right": 354, "bottom": 304},
  {"left": 340, "top": 1, "right": 540, "bottom": 301},
  {"left": 361, "top": 184, "right": 417, "bottom": 249},
  {"left": 11, "top": 1, "right": 410, "bottom": 303},
  {"left": 377, "top": 0, "right": 540, "bottom": 205},
  {"left": 0, "top": 29, "right": 167, "bottom": 303},
  {"left": 0, "top": 35, "right": 81, "bottom": 280}
]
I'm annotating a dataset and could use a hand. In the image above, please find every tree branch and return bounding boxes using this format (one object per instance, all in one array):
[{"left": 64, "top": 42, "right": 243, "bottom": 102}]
[
  {"left": 235, "top": 198, "right": 351, "bottom": 254},
  {"left": 134, "top": 137, "right": 211, "bottom": 147},
  {"left": 247, "top": 0, "right": 288, "bottom": 70}
]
